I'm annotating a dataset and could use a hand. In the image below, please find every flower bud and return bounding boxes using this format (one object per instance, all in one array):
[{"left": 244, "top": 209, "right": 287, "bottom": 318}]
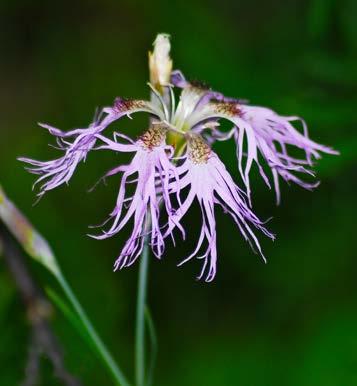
[{"left": 149, "top": 34, "right": 172, "bottom": 91}]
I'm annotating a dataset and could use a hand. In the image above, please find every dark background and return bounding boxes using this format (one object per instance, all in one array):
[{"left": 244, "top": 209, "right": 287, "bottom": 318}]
[{"left": 1, "top": 0, "right": 356, "bottom": 385}]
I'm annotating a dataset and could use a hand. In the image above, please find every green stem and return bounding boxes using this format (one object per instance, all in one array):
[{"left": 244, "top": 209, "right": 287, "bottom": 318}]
[
  {"left": 144, "top": 306, "right": 158, "bottom": 386},
  {"left": 56, "top": 270, "right": 130, "bottom": 386},
  {"left": 135, "top": 236, "right": 150, "bottom": 386}
]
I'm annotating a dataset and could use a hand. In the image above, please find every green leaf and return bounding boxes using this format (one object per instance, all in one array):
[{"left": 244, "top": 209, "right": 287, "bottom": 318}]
[
  {"left": 0, "top": 185, "right": 60, "bottom": 277},
  {"left": 46, "top": 286, "right": 95, "bottom": 351}
]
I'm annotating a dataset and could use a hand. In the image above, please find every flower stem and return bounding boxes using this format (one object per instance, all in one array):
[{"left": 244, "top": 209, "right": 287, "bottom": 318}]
[
  {"left": 56, "top": 270, "right": 130, "bottom": 386},
  {"left": 135, "top": 235, "right": 150, "bottom": 386}
]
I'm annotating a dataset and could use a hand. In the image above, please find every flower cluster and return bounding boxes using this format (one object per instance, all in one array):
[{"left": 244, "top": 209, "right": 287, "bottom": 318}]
[{"left": 20, "top": 34, "right": 337, "bottom": 281}]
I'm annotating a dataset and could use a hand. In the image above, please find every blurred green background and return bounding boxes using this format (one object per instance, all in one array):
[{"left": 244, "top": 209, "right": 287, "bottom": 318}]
[{"left": 0, "top": 0, "right": 356, "bottom": 385}]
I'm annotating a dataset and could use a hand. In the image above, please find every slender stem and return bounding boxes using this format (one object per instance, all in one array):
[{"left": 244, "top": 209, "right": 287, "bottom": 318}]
[
  {"left": 56, "top": 271, "right": 130, "bottom": 386},
  {"left": 144, "top": 306, "right": 158, "bottom": 386},
  {"left": 135, "top": 236, "right": 150, "bottom": 386}
]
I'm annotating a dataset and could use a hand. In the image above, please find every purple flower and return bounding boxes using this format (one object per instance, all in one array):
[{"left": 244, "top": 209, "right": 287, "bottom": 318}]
[
  {"left": 174, "top": 77, "right": 338, "bottom": 204},
  {"left": 90, "top": 125, "right": 181, "bottom": 268},
  {"left": 235, "top": 105, "right": 338, "bottom": 203},
  {"left": 21, "top": 34, "right": 337, "bottom": 281},
  {"left": 164, "top": 134, "right": 274, "bottom": 282},
  {"left": 19, "top": 98, "right": 156, "bottom": 197}
]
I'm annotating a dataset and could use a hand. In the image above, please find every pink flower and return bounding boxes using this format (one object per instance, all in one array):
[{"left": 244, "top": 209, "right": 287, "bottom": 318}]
[
  {"left": 165, "top": 135, "right": 274, "bottom": 282},
  {"left": 176, "top": 80, "right": 338, "bottom": 204},
  {"left": 21, "top": 34, "right": 338, "bottom": 281},
  {"left": 19, "top": 98, "right": 157, "bottom": 198},
  {"left": 91, "top": 125, "right": 180, "bottom": 269}
]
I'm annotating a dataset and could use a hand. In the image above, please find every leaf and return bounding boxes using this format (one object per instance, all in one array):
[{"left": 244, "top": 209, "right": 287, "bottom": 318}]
[
  {"left": 0, "top": 185, "right": 60, "bottom": 277},
  {"left": 46, "top": 286, "right": 95, "bottom": 351}
]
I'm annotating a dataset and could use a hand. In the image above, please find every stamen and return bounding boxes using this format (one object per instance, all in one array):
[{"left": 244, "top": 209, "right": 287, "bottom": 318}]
[
  {"left": 168, "top": 85, "right": 176, "bottom": 122},
  {"left": 162, "top": 120, "right": 186, "bottom": 136},
  {"left": 147, "top": 82, "right": 170, "bottom": 120}
]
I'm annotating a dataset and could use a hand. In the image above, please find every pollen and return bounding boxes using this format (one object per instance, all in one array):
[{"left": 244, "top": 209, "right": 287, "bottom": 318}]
[
  {"left": 188, "top": 135, "right": 211, "bottom": 164},
  {"left": 114, "top": 97, "right": 147, "bottom": 112},
  {"left": 212, "top": 101, "right": 241, "bottom": 116},
  {"left": 140, "top": 124, "right": 167, "bottom": 150}
]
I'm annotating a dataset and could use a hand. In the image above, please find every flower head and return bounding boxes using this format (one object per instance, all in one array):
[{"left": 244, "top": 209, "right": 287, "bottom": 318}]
[
  {"left": 165, "top": 134, "right": 274, "bottom": 281},
  {"left": 21, "top": 34, "right": 337, "bottom": 281},
  {"left": 91, "top": 124, "right": 180, "bottom": 268},
  {"left": 171, "top": 74, "right": 338, "bottom": 204}
]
